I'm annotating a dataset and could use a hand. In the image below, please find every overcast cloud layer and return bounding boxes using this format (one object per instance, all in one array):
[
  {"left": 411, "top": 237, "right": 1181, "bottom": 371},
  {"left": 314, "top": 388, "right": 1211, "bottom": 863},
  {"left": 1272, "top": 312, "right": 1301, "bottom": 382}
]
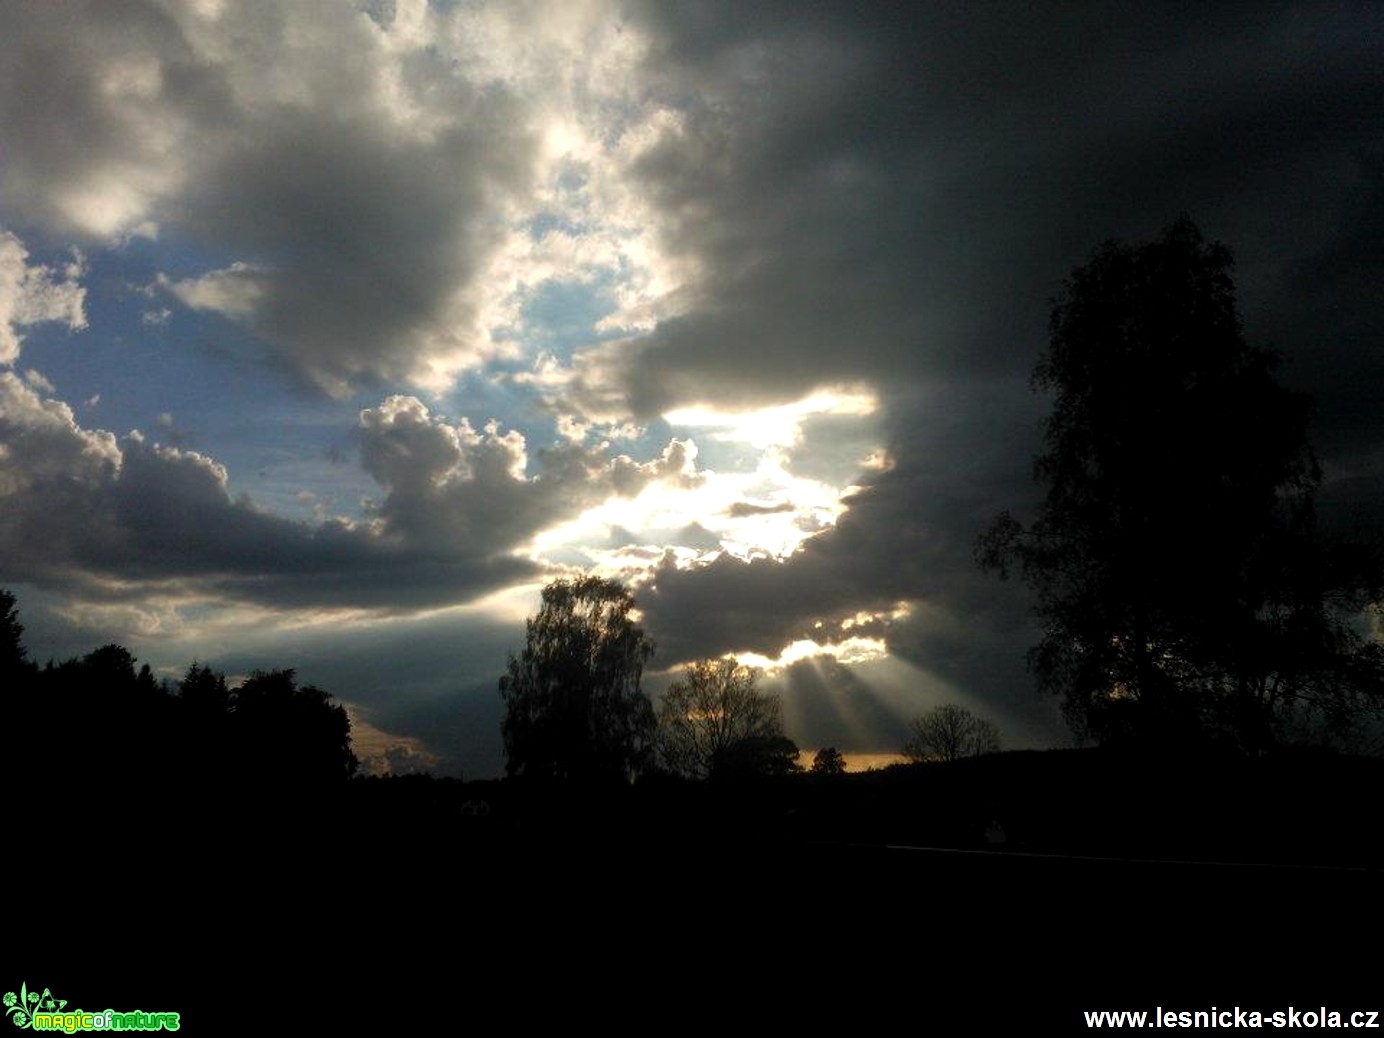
[{"left": 1, "top": 0, "right": 1380, "bottom": 776}]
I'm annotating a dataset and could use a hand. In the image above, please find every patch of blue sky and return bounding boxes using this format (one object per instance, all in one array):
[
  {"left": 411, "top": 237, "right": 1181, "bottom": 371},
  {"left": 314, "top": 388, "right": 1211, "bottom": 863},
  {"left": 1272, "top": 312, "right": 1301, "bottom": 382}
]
[
  {"left": 475, "top": 271, "right": 663, "bottom": 455},
  {"left": 118, "top": 227, "right": 267, "bottom": 282},
  {"left": 525, "top": 211, "right": 589, "bottom": 241},
  {"left": 23, "top": 272, "right": 262, "bottom": 443},
  {"left": 25, "top": 235, "right": 258, "bottom": 404},
  {"left": 437, "top": 371, "right": 555, "bottom": 455},
  {"left": 231, "top": 436, "right": 376, "bottom": 524},
  {"left": 516, "top": 274, "right": 623, "bottom": 354},
  {"left": 22, "top": 238, "right": 381, "bottom": 520},
  {"left": 555, "top": 165, "right": 588, "bottom": 194}
]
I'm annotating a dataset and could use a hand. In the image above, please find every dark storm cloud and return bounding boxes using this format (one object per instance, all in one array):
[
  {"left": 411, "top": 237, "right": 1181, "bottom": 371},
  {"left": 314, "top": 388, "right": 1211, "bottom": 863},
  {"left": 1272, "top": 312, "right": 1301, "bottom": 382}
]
[
  {"left": 640, "top": 378, "right": 1044, "bottom": 668},
  {"left": 616, "top": 0, "right": 1384, "bottom": 741},
  {"left": 579, "top": 1, "right": 1382, "bottom": 419}
]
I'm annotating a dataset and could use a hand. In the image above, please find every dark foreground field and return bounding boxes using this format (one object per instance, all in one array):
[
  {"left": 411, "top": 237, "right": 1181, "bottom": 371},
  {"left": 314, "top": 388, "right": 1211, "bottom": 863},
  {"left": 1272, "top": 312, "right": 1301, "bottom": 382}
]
[{"left": 12, "top": 749, "right": 1381, "bottom": 1030}]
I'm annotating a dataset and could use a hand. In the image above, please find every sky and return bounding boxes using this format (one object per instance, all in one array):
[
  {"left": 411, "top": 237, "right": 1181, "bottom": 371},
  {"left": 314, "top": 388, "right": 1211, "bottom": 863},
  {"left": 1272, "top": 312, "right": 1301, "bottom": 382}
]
[{"left": 1, "top": 0, "right": 1380, "bottom": 778}]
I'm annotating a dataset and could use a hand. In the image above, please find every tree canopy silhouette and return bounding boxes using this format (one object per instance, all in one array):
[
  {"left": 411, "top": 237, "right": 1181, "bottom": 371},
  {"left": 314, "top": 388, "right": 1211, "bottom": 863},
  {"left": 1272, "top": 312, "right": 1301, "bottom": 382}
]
[
  {"left": 499, "top": 576, "right": 656, "bottom": 782},
  {"left": 810, "top": 746, "right": 847, "bottom": 775},
  {"left": 903, "top": 704, "right": 1001, "bottom": 762},
  {"left": 979, "top": 218, "right": 1384, "bottom": 750},
  {"left": 656, "top": 657, "right": 796, "bottom": 780},
  {"left": 231, "top": 669, "right": 358, "bottom": 783}
]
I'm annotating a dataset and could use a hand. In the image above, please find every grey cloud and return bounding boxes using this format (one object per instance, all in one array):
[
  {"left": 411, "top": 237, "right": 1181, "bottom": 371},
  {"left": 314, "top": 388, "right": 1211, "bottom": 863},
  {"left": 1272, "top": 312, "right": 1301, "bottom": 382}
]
[
  {"left": 0, "top": 0, "right": 206, "bottom": 237},
  {"left": 576, "top": 2, "right": 1383, "bottom": 435},
  {"left": 610, "top": 437, "right": 703, "bottom": 495},
  {"left": 0, "top": 1, "right": 536, "bottom": 391},
  {"left": 184, "top": 90, "right": 533, "bottom": 392},
  {"left": 357, "top": 395, "right": 593, "bottom": 556},
  {"left": 0, "top": 379, "right": 527, "bottom": 609},
  {"left": 725, "top": 500, "right": 794, "bottom": 518},
  {"left": 0, "top": 378, "right": 719, "bottom": 613},
  {"left": 673, "top": 522, "right": 722, "bottom": 551},
  {"left": 355, "top": 397, "right": 711, "bottom": 563}
]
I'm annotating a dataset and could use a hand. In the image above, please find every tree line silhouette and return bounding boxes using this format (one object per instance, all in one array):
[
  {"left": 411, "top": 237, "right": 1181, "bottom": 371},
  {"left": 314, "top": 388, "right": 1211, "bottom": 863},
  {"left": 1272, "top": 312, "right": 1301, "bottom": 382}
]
[{"left": 1, "top": 590, "right": 356, "bottom": 798}]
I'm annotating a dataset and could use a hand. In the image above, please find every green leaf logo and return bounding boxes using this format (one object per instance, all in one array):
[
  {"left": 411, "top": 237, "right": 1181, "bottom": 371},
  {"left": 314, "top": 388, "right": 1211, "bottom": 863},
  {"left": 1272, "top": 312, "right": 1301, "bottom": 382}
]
[{"left": 5, "top": 985, "right": 60, "bottom": 1031}]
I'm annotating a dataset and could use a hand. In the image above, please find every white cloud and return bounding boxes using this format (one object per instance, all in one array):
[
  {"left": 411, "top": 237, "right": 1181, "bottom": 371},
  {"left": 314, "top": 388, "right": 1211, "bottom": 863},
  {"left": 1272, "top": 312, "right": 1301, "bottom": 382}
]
[
  {"left": 664, "top": 385, "right": 879, "bottom": 450},
  {"left": 357, "top": 393, "right": 702, "bottom": 560},
  {"left": 0, "top": 371, "right": 120, "bottom": 496},
  {"left": 0, "top": 230, "right": 87, "bottom": 365},
  {"left": 162, "top": 262, "right": 267, "bottom": 321},
  {"left": 734, "top": 635, "right": 890, "bottom": 673},
  {"left": 529, "top": 440, "right": 858, "bottom": 576}
]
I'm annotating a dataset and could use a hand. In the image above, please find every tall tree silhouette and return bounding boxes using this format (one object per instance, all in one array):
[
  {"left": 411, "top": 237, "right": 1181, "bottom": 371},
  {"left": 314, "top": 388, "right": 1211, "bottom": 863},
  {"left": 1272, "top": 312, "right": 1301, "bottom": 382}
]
[
  {"left": 177, "top": 661, "right": 233, "bottom": 780},
  {"left": 0, "top": 589, "right": 31, "bottom": 683},
  {"left": 499, "top": 576, "right": 655, "bottom": 782},
  {"left": 656, "top": 658, "right": 794, "bottom": 780},
  {"left": 979, "top": 218, "right": 1383, "bottom": 750}
]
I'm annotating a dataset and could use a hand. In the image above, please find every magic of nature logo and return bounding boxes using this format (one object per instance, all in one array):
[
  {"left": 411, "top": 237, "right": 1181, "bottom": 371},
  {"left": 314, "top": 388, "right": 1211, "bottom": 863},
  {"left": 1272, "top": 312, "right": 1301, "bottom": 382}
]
[{"left": 4, "top": 984, "right": 179, "bottom": 1032}]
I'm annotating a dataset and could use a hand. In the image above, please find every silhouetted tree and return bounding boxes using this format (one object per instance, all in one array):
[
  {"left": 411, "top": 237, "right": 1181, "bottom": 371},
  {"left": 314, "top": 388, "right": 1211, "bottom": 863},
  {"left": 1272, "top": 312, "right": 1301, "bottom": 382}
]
[
  {"left": 0, "top": 591, "right": 40, "bottom": 787},
  {"left": 232, "top": 669, "right": 358, "bottom": 782},
  {"left": 656, "top": 658, "right": 792, "bottom": 780},
  {"left": 180, "top": 661, "right": 231, "bottom": 716},
  {"left": 0, "top": 589, "right": 31, "bottom": 683},
  {"left": 176, "top": 661, "right": 233, "bottom": 779},
  {"left": 499, "top": 576, "right": 656, "bottom": 782},
  {"left": 811, "top": 746, "right": 847, "bottom": 775},
  {"left": 979, "top": 218, "right": 1383, "bottom": 750},
  {"left": 713, "top": 733, "right": 802, "bottom": 779},
  {"left": 903, "top": 705, "right": 1001, "bottom": 762}
]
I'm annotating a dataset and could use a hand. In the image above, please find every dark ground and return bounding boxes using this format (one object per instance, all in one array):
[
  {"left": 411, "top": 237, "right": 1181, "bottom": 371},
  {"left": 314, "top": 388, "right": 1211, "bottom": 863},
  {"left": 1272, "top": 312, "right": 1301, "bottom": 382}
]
[{"left": 10, "top": 749, "right": 1381, "bottom": 1030}]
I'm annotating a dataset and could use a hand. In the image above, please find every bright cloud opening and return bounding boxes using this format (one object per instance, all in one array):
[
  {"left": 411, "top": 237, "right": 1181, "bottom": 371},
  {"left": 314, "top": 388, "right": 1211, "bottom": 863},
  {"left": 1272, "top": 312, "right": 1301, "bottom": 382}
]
[
  {"left": 663, "top": 385, "right": 878, "bottom": 450},
  {"left": 528, "top": 444, "right": 855, "bottom": 573},
  {"left": 734, "top": 636, "right": 890, "bottom": 673}
]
